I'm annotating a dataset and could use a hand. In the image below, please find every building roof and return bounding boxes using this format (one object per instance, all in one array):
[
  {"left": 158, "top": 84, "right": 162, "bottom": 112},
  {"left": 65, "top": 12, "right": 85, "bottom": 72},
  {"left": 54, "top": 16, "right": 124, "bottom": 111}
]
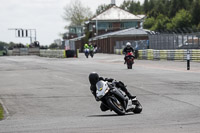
[
  {"left": 69, "top": 35, "right": 85, "bottom": 41},
  {"left": 90, "top": 27, "right": 148, "bottom": 41},
  {"left": 91, "top": 5, "right": 141, "bottom": 21},
  {"left": 137, "top": 15, "right": 146, "bottom": 19}
]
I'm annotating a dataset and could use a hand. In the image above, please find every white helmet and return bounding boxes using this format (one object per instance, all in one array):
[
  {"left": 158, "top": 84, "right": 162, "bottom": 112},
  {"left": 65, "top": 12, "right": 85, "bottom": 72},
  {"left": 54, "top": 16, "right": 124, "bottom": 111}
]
[{"left": 126, "top": 42, "right": 131, "bottom": 46}]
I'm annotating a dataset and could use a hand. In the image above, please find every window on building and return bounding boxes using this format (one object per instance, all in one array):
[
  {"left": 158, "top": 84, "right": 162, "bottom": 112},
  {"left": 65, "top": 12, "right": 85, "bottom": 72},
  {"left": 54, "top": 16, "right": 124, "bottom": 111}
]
[
  {"left": 122, "top": 22, "right": 138, "bottom": 29},
  {"left": 98, "top": 22, "right": 109, "bottom": 30},
  {"left": 69, "top": 28, "right": 76, "bottom": 34}
]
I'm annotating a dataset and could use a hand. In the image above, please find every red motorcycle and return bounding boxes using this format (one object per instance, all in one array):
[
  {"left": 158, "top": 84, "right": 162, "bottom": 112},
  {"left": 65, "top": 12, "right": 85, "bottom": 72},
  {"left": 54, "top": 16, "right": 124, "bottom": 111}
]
[{"left": 125, "top": 52, "right": 135, "bottom": 69}]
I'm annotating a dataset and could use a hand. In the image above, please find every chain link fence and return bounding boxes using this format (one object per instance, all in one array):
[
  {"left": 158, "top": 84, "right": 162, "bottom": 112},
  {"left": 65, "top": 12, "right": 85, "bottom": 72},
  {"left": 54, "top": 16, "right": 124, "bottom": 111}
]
[
  {"left": 148, "top": 31, "right": 200, "bottom": 50},
  {"left": 115, "top": 40, "right": 149, "bottom": 50}
]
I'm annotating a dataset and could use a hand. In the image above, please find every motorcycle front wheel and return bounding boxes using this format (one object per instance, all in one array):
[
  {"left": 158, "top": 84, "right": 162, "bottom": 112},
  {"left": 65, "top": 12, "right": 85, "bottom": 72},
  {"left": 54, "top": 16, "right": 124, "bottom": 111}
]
[
  {"left": 132, "top": 100, "right": 142, "bottom": 114},
  {"left": 107, "top": 97, "right": 125, "bottom": 115}
]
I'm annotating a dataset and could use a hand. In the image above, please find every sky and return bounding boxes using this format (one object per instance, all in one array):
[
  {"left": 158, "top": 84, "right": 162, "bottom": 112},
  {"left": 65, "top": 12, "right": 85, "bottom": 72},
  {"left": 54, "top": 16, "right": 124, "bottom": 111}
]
[{"left": 0, "top": 0, "right": 144, "bottom": 45}]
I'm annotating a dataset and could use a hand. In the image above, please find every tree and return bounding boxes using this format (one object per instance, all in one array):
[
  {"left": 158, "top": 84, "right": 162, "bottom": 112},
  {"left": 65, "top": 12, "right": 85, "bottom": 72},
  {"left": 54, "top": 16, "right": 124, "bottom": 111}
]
[
  {"left": 148, "top": 0, "right": 155, "bottom": 11},
  {"left": 120, "top": 0, "right": 131, "bottom": 11},
  {"left": 49, "top": 43, "right": 58, "bottom": 49},
  {"left": 120, "top": 0, "right": 142, "bottom": 14},
  {"left": 191, "top": 0, "right": 200, "bottom": 25},
  {"left": 197, "top": 23, "right": 200, "bottom": 31},
  {"left": 169, "top": 0, "right": 190, "bottom": 18},
  {"left": 134, "top": 1, "right": 142, "bottom": 14},
  {"left": 95, "top": 4, "right": 111, "bottom": 15},
  {"left": 169, "top": 0, "right": 179, "bottom": 18},
  {"left": 143, "top": 17, "right": 156, "bottom": 29},
  {"left": 151, "top": 14, "right": 170, "bottom": 31},
  {"left": 63, "top": 0, "right": 93, "bottom": 26},
  {"left": 154, "top": 0, "right": 165, "bottom": 15},
  {"left": 143, "top": 0, "right": 149, "bottom": 14},
  {"left": 171, "top": 9, "right": 192, "bottom": 29}
]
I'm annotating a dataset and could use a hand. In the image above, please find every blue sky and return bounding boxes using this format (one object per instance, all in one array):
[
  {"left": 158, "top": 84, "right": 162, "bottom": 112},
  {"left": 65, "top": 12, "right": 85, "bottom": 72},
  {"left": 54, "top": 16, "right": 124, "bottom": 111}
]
[{"left": 0, "top": 0, "right": 144, "bottom": 45}]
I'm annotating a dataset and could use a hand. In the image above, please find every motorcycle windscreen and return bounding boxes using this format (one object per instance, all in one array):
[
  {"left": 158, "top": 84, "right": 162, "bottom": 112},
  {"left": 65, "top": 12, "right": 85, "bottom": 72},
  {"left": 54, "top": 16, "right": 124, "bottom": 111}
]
[
  {"left": 96, "top": 81, "right": 104, "bottom": 91},
  {"left": 96, "top": 81, "right": 108, "bottom": 99}
]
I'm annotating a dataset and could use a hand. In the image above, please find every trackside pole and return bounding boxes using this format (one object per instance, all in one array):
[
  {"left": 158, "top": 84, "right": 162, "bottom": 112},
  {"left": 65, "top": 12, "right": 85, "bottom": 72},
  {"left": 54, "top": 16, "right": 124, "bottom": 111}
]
[{"left": 187, "top": 49, "right": 190, "bottom": 70}]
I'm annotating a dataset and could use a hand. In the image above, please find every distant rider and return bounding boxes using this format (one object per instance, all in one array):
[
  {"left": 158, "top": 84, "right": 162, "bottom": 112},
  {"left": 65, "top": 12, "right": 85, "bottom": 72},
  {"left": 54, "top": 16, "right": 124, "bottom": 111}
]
[
  {"left": 84, "top": 43, "right": 89, "bottom": 50},
  {"left": 123, "top": 42, "right": 135, "bottom": 64},
  {"left": 88, "top": 43, "right": 94, "bottom": 52}
]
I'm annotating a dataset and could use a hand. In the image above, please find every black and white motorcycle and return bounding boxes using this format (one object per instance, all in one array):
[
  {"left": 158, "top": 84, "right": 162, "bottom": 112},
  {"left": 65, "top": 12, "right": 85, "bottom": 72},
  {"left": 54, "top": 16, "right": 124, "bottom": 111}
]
[{"left": 96, "top": 80, "right": 142, "bottom": 115}]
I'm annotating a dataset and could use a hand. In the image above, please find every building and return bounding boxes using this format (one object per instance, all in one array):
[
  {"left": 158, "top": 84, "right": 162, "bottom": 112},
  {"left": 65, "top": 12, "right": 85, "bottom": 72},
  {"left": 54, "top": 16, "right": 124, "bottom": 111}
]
[
  {"left": 87, "top": 5, "right": 142, "bottom": 37},
  {"left": 89, "top": 27, "right": 148, "bottom": 53},
  {"left": 63, "top": 25, "right": 84, "bottom": 40},
  {"left": 64, "top": 1, "right": 148, "bottom": 54}
]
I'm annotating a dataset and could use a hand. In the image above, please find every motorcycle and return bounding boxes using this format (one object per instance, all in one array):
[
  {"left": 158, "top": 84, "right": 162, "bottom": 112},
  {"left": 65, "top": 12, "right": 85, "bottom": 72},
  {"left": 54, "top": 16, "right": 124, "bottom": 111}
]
[
  {"left": 84, "top": 49, "right": 94, "bottom": 58},
  {"left": 96, "top": 80, "right": 142, "bottom": 115},
  {"left": 89, "top": 50, "right": 94, "bottom": 58},
  {"left": 125, "top": 52, "right": 135, "bottom": 69},
  {"left": 84, "top": 49, "right": 89, "bottom": 58}
]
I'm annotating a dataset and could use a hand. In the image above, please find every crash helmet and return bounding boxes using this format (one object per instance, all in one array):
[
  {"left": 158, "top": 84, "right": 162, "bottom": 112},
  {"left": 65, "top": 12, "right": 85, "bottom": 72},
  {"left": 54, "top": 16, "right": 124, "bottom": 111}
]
[
  {"left": 126, "top": 42, "right": 131, "bottom": 47},
  {"left": 89, "top": 72, "right": 99, "bottom": 85}
]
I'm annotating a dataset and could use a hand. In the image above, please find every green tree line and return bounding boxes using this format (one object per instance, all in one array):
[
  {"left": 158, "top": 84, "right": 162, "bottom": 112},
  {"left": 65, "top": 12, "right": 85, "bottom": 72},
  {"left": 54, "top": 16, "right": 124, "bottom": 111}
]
[{"left": 119, "top": 0, "right": 200, "bottom": 32}]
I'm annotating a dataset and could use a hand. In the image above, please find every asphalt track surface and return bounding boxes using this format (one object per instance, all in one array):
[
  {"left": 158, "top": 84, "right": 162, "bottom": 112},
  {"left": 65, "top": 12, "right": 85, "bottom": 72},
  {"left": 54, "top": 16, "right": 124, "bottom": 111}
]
[{"left": 0, "top": 53, "right": 200, "bottom": 133}]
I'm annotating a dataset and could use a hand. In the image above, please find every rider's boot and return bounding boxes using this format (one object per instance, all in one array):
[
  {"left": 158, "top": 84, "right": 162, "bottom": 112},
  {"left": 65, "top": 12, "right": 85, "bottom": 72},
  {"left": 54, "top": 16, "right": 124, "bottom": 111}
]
[{"left": 126, "top": 92, "right": 136, "bottom": 99}]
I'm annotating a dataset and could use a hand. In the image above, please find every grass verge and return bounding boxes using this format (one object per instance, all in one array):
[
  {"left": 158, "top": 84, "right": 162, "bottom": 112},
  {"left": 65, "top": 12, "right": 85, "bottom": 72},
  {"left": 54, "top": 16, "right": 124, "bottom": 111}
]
[{"left": 0, "top": 103, "right": 4, "bottom": 120}]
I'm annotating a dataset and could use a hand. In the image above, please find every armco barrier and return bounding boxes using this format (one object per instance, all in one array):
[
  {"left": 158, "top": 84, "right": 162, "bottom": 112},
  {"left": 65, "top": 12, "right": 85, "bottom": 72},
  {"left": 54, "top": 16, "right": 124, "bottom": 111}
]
[
  {"left": 40, "top": 50, "right": 66, "bottom": 58},
  {"left": 114, "top": 49, "right": 200, "bottom": 62},
  {"left": 12, "top": 48, "right": 40, "bottom": 56}
]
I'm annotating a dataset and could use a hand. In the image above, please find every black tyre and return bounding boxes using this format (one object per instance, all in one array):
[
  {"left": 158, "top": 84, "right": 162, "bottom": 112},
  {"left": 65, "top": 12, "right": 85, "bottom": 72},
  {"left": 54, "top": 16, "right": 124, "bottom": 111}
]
[
  {"left": 130, "top": 64, "right": 132, "bottom": 69},
  {"left": 127, "top": 63, "right": 132, "bottom": 69},
  {"left": 107, "top": 97, "right": 125, "bottom": 115},
  {"left": 85, "top": 53, "right": 89, "bottom": 58},
  {"left": 133, "top": 100, "right": 142, "bottom": 114},
  {"left": 90, "top": 52, "right": 94, "bottom": 58},
  {"left": 127, "top": 64, "right": 129, "bottom": 69},
  {"left": 127, "top": 59, "right": 133, "bottom": 69}
]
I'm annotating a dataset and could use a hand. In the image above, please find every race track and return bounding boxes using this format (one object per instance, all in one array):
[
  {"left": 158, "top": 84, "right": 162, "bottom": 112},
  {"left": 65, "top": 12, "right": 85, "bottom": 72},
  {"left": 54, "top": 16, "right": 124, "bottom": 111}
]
[{"left": 0, "top": 53, "right": 200, "bottom": 133}]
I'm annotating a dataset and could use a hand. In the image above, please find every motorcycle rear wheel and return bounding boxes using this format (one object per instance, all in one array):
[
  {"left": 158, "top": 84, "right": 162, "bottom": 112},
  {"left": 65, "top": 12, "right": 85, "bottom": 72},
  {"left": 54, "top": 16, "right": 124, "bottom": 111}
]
[
  {"left": 127, "top": 62, "right": 132, "bottom": 69},
  {"left": 107, "top": 97, "right": 125, "bottom": 115}
]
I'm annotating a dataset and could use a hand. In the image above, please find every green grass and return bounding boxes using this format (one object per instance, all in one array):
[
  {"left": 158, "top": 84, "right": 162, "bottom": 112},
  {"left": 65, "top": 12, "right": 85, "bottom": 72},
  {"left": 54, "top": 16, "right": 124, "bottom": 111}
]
[{"left": 0, "top": 103, "right": 4, "bottom": 120}]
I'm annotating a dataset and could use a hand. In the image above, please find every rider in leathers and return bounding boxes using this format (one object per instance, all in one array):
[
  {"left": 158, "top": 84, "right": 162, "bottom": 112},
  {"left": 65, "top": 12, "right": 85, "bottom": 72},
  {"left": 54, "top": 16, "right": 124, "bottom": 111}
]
[
  {"left": 89, "top": 72, "right": 135, "bottom": 111},
  {"left": 123, "top": 42, "right": 135, "bottom": 64}
]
